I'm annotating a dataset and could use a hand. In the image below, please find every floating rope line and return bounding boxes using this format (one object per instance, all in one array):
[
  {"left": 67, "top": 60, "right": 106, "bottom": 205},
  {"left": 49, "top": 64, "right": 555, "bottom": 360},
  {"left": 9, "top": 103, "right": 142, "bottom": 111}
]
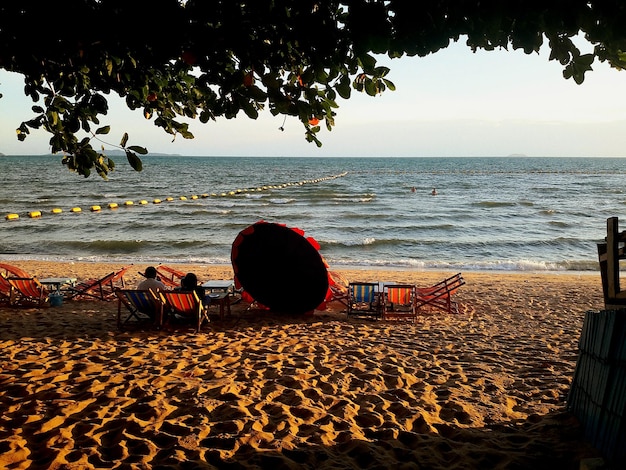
[{"left": 4, "top": 172, "right": 348, "bottom": 222}]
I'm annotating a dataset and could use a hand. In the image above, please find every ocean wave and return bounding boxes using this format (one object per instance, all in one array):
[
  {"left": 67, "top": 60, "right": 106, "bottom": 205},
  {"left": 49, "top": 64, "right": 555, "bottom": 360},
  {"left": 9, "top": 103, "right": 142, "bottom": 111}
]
[
  {"left": 473, "top": 201, "right": 518, "bottom": 208},
  {"left": 268, "top": 198, "right": 296, "bottom": 204},
  {"left": 326, "top": 257, "right": 600, "bottom": 272}
]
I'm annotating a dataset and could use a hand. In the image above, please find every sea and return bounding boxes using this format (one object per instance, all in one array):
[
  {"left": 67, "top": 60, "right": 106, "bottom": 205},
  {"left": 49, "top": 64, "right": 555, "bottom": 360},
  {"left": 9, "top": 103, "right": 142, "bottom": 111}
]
[{"left": 1, "top": 155, "right": 625, "bottom": 273}]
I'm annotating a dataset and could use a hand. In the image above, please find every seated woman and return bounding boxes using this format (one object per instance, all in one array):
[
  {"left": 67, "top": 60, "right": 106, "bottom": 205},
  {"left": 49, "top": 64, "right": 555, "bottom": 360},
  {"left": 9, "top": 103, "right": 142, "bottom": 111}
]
[{"left": 178, "top": 272, "right": 209, "bottom": 306}]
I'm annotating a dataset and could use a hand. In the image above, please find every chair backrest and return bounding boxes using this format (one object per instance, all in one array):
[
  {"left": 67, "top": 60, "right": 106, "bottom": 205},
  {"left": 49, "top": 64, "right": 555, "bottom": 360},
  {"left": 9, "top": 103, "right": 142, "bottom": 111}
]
[
  {"left": 386, "top": 284, "right": 415, "bottom": 306},
  {"left": 161, "top": 291, "right": 201, "bottom": 315},
  {"left": 8, "top": 277, "right": 46, "bottom": 298},
  {"left": 417, "top": 273, "right": 465, "bottom": 298},
  {"left": 0, "top": 263, "right": 31, "bottom": 278},
  {"left": 156, "top": 265, "right": 188, "bottom": 289},
  {"left": 81, "top": 266, "right": 130, "bottom": 293},
  {"left": 349, "top": 282, "right": 378, "bottom": 303},
  {"left": 119, "top": 289, "right": 159, "bottom": 315}
]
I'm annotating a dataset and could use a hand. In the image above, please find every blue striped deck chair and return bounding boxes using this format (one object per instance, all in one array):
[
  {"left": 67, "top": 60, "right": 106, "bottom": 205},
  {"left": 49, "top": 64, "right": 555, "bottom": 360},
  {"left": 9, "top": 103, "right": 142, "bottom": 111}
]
[
  {"left": 116, "top": 289, "right": 163, "bottom": 329},
  {"left": 347, "top": 282, "right": 381, "bottom": 319}
]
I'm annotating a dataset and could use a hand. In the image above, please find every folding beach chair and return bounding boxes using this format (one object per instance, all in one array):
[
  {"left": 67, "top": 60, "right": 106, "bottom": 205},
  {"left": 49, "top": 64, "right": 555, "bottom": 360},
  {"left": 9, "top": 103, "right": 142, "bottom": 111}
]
[
  {"left": 382, "top": 284, "right": 417, "bottom": 322},
  {"left": 7, "top": 277, "right": 50, "bottom": 307},
  {"left": 347, "top": 282, "right": 381, "bottom": 319},
  {"left": 159, "top": 290, "right": 209, "bottom": 332},
  {"left": 0, "top": 263, "right": 31, "bottom": 303},
  {"left": 116, "top": 289, "right": 163, "bottom": 329},
  {"left": 327, "top": 270, "right": 349, "bottom": 307},
  {"left": 155, "top": 264, "right": 188, "bottom": 289},
  {"left": 67, "top": 265, "right": 130, "bottom": 301},
  {"left": 0, "top": 263, "right": 31, "bottom": 278},
  {"left": 415, "top": 273, "right": 465, "bottom": 314}
]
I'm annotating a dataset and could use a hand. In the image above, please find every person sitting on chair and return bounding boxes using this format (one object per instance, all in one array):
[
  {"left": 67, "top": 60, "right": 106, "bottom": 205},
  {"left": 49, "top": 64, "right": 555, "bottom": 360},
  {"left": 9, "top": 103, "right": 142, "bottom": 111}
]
[
  {"left": 137, "top": 266, "right": 166, "bottom": 292},
  {"left": 179, "top": 272, "right": 209, "bottom": 306}
]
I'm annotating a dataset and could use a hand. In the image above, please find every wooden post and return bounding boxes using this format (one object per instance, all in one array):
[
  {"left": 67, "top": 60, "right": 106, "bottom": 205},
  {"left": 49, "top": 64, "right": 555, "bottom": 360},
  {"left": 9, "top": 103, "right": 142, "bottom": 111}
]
[
  {"left": 606, "top": 217, "right": 620, "bottom": 300},
  {"left": 599, "top": 217, "right": 626, "bottom": 309}
]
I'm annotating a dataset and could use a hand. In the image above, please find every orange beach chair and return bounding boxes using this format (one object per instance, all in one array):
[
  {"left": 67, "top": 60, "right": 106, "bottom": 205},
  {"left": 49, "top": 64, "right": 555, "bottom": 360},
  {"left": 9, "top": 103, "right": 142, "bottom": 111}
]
[
  {"left": 382, "top": 284, "right": 417, "bottom": 322},
  {"left": 7, "top": 277, "right": 50, "bottom": 307},
  {"left": 159, "top": 290, "right": 209, "bottom": 332}
]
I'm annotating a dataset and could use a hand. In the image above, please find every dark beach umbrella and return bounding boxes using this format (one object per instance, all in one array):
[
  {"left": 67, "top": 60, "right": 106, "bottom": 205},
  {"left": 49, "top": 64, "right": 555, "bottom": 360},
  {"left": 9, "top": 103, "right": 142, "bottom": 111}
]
[{"left": 231, "top": 221, "right": 329, "bottom": 314}]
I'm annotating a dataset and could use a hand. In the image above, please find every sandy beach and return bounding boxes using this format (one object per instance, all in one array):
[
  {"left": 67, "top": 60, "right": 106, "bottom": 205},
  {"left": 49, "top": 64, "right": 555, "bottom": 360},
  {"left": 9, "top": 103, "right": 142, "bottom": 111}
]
[{"left": 0, "top": 261, "right": 607, "bottom": 469}]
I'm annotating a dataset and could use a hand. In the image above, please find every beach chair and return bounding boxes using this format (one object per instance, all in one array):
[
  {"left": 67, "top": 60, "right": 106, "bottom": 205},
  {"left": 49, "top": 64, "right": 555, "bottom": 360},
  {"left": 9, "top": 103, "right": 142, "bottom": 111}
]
[
  {"left": 327, "top": 270, "right": 349, "bottom": 307},
  {"left": 415, "top": 273, "right": 465, "bottom": 315},
  {"left": 382, "top": 284, "right": 417, "bottom": 322},
  {"left": 1, "top": 263, "right": 31, "bottom": 302},
  {"left": 155, "top": 264, "right": 188, "bottom": 289},
  {"left": 159, "top": 290, "right": 209, "bottom": 332},
  {"left": 7, "top": 277, "right": 50, "bottom": 307},
  {"left": 0, "top": 274, "right": 10, "bottom": 303},
  {"left": 67, "top": 265, "right": 130, "bottom": 301},
  {"left": 116, "top": 289, "right": 163, "bottom": 329},
  {"left": 347, "top": 282, "right": 381, "bottom": 319},
  {"left": 0, "top": 263, "right": 31, "bottom": 278}
]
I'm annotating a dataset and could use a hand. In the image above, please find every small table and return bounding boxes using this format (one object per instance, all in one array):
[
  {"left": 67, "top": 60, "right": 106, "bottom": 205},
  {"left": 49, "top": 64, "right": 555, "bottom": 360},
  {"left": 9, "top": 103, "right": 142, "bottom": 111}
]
[
  {"left": 201, "top": 279, "right": 235, "bottom": 293},
  {"left": 40, "top": 277, "right": 77, "bottom": 295},
  {"left": 206, "top": 292, "right": 231, "bottom": 320},
  {"left": 201, "top": 280, "right": 235, "bottom": 320}
]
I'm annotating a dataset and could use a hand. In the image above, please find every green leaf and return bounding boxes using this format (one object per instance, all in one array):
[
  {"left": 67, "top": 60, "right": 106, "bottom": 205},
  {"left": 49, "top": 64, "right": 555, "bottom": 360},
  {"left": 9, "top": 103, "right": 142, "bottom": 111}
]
[
  {"left": 95, "top": 125, "right": 111, "bottom": 135},
  {"left": 374, "top": 66, "right": 390, "bottom": 77},
  {"left": 128, "top": 145, "right": 148, "bottom": 155},
  {"left": 383, "top": 79, "right": 396, "bottom": 91},
  {"left": 120, "top": 132, "right": 129, "bottom": 147},
  {"left": 125, "top": 150, "right": 143, "bottom": 171}
]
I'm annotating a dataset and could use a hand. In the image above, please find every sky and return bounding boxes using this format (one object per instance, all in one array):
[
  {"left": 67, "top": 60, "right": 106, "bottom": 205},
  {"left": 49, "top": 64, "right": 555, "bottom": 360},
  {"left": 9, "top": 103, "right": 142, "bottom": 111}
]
[{"left": 1, "top": 39, "right": 626, "bottom": 157}]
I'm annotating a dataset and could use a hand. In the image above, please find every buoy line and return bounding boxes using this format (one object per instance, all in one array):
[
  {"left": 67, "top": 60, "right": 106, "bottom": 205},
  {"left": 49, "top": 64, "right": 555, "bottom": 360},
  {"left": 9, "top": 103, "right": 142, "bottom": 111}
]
[{"left": 3, "top": 172, "right": 348, "bottom": 222}]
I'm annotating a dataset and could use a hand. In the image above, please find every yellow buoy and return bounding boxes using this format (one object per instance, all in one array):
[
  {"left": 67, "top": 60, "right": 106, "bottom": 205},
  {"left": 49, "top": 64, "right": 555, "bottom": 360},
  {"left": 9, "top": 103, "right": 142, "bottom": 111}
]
[
  {"left": 166, "top": 197, "right": 174, "bottom": 201},
  {"left": 108, "top": 203, "right": 119, "bottom": 209},
  {"left": 71, "top": 207, "right": 82, "bottom": 213},
  {"left": 153, "top": 199, "right": 162, "bottom": 204},
  {"left": 91, "top": 205, "right": 101, "bottom": 212},
  {"left": 191, "top": 195, "right": 198, "bottom": 200},
  {"left": 139, "top": 200, "right": 148, "bottom": 205},
  {"left": 124, "top": 201, "right": 134, "bottom": 206},
  {"left": 228, "top": 191, "right": 235, "bottom": 196},
  {"left": 180, "top": 196, "right": 187, "bottom": 201},
  {"left": 28, "top": 211, "right": 42, "bottom": 218},
  {"left": 201, "top": 194, "right": 209, "bottom": 198},
  {"left": 5, "top": 213, "right": 19, "bottom": 221},
  {"left": 51, "top": 208, "right": 62, "bottom": 214}
]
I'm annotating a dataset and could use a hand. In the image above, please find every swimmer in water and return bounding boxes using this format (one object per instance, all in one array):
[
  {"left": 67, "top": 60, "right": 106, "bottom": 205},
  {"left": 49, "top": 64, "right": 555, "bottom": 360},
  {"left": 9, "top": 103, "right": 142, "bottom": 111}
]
[{"left": 431, "top": 188, "right": 438, "bottom": 196}]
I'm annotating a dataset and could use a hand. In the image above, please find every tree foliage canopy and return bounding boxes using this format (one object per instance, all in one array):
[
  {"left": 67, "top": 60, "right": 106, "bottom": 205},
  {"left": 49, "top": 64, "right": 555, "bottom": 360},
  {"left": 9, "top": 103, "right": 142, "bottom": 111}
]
[{"left": 1, "top": 1, "right": 625, "bottom": 177}]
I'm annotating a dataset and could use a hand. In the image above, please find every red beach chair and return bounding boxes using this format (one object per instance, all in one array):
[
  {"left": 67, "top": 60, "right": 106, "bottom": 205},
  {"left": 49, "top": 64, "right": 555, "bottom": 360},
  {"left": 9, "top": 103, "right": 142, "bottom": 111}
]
[
  {"left": 415, "top": 273, "right": 465, "bottom": 314},
  {"left": 7, "top": 277, "right": 50, "bottom": 307},
  {"left": 68, "top": 265, "right": 131, "bottom": 301},
  {"left": 155, "top": 264, "right": 188, "bottom": 289}
]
